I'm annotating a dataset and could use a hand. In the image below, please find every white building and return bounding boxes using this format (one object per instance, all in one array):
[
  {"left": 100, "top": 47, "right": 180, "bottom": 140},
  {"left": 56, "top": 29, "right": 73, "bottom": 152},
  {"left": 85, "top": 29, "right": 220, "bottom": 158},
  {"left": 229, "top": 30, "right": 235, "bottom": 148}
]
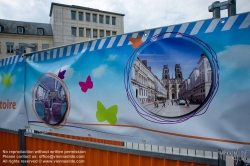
[
  {"left": 179, "top": 54, "right": 212, "bottom": 103},
  {"left": 50, "top": 2, "right": 125, "bottom": 47},
  {"left": 132, "top": 58, "right": 167, "bottom": 104}
]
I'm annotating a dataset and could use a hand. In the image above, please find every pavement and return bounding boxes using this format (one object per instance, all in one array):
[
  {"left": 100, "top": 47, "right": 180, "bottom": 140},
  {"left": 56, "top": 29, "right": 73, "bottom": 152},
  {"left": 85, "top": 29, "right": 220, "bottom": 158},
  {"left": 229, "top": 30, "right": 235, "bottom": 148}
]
[{"left": 142, "top": 99, "right": 199, "bottom": 117}]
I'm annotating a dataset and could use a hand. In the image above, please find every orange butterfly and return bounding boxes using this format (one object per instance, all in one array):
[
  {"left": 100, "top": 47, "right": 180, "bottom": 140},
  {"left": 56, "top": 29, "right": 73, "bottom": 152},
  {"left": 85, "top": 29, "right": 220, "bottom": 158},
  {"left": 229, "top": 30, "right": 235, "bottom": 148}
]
[{"left": 129, "top": 34, "right": 142, "bottom": 49}]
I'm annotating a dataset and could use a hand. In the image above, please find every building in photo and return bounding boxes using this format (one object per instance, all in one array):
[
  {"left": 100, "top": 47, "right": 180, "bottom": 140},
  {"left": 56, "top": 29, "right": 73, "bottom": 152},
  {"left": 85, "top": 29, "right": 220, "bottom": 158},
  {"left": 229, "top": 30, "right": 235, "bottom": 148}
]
[
  {"left": 133, "top": 58, "right": 200, "bottom": 117},
  {"left": 179, "top": 54, "right": 212, "bottom": 103},
  {"left": 162, "top": 64, "right": 184, "bottom": 100},
  {"left": 131, "top": 58, "right": 168, "bottom": 104},
  {"left": 0, "top": 2, "right": 125, "bottom": 58}
]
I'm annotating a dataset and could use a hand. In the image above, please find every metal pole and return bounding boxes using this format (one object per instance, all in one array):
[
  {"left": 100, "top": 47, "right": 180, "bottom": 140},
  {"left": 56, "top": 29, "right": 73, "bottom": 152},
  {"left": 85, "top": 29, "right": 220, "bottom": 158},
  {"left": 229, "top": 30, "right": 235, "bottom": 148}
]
[
  {"left": 213, "top": 1, "right": 221, "bottom": 18},
  {"left": 18, "top": 129, "right": 27, "bottom": 166},
  {"left": 208, "top": 0, "right": 237, "bottom": 18},
  {"left": 228, "top": 0, "right": 236, "bottom": 16}
]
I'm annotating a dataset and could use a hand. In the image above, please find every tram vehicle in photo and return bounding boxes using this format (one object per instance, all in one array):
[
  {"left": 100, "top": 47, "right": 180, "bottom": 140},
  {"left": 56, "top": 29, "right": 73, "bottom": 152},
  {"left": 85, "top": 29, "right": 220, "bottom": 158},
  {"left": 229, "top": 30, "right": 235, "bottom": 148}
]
[{"left": 34, "top": 75, "right": 68, "bottom": 125}]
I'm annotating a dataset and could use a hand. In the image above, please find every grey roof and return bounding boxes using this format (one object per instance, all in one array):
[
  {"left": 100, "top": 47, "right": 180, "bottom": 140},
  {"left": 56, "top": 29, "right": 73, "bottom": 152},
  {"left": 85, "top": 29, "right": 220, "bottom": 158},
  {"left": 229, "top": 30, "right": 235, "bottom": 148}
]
[
  {"left": 0, "top": 19, "right": 53, "bottom": 36},
  {"left": 49, "top": 2, "right": 125, "bottom": 17}
]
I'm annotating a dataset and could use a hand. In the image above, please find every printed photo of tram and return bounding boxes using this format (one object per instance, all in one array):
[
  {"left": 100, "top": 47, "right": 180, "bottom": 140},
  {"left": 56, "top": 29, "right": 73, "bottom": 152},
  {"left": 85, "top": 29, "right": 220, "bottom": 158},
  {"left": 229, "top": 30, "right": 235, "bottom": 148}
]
[
  {"left": 131, "top": 38, "right": 212, "bottom": 118},
  {"left": 33, "top": 73, "right": 69, "bottom": 125}
]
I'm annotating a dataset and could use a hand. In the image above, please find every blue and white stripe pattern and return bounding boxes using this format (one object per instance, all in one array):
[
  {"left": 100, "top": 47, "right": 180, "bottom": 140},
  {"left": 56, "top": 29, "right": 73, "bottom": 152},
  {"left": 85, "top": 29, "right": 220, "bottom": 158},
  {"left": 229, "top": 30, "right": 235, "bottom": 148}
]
[
  {"left": 1, "top": 12, "right": 249, "bottom": 66},
  {"left": 0, "top": 55, "right": 23, "bottom": 67}
]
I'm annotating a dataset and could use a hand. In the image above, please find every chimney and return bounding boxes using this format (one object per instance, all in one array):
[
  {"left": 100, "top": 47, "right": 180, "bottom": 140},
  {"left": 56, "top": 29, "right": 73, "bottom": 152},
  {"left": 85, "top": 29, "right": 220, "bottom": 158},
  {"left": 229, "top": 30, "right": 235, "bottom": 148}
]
[{"left": 148, "top": 66, "right": 151, "bottom": 71}]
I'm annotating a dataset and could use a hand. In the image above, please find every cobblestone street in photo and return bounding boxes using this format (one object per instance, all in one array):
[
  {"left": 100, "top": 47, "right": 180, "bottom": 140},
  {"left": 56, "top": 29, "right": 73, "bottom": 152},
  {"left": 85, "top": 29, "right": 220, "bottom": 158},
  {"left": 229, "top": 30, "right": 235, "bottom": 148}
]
[{"left": 142, "top": 99, "right": 199, "bottom": 117}]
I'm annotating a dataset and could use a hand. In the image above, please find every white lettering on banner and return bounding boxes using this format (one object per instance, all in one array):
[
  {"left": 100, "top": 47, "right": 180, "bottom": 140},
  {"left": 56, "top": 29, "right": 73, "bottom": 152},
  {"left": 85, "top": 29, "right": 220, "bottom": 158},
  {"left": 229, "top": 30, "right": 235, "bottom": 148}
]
[{"left": 218, "top": 149, "right": 247, "bottom": 164}]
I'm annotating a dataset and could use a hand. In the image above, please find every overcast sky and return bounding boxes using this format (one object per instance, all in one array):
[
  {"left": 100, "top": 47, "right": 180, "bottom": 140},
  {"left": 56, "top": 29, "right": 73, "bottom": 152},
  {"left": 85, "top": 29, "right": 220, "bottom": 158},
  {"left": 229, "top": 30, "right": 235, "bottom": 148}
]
[{"left": 0, "top": 0, "right": 249, "bottom": 33}]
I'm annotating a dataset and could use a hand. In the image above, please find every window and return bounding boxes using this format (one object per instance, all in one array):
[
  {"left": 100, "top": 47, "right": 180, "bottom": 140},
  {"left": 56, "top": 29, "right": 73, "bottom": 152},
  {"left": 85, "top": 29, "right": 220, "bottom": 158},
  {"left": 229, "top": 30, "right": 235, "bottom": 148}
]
[
  {"left": 19, "top": 43, "right": 27, "bottom": 53},
  {"left": 6, "top": 43, "right": 14, "bottom": 53},
  {"left": 99, "top": 15, "right": 103, "bottom": 23},
  {"left": 71, "top": 27, "right": 76, "bottom": 36},
  {"left": 93, "top": 14, "right": 97, "bottom": 22},
  {"left": 79, "top": 28, "right": 84, "bottom": 37},
  {"left": 106, "top": 30, "right": 110, "bottom": 36},
  {"left": 86, "top": 28, "right": 91, "bottom": 38},
  {"left": 42, "top": 44, "right": 49, "bottom": 50},
  {"left": 100, "top": 30, "right": 104, "bottom": 38},
  {"left": 30, "top": 43, "right": 38, "bottom": 52},
  {"left": 112, "top": 31, "right": 116, "bottom": 36},
  {"left": 206, "top": 61, "right": 210, "bottom": 68},
  {"left": 79, "top": 12, "right": 83, "bottom": 21},
  {"left": 37, "top": 86, "right": 44, "bottom": 100},
  {"left": 71, "top": 11, "right": 76, "bottom": 20},
  {"left": 93, "top": 29, "right": 97, "bottom": 38},
  {"left": 112, "top": 17, "right": 116, "bottom": 25},
  {"left": 86, "top": 13, "right": 90, "bottom": 22},
  {"left": 17, "top": 26, "right": 24, "bottom": 34},
  {"left": 207, "top": 71, "right": 211, "bottom": 82},
  {"left": 106, "top": 16, "right": 110, "bottom": 24},
  {"left": 201, "top": 72, "right": 204, "bottom": 83},
  {"left": 37, "top": 28, "right": 44, "bottom": 35}
]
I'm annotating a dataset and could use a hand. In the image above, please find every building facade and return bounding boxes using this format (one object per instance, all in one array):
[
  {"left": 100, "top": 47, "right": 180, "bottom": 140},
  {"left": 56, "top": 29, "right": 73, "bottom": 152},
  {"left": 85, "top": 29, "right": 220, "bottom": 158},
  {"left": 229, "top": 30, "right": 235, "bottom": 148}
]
[
  {"left": 179, "top": 54, "right": 212, "bottom": 103},
  {"left": 132, "top": 58, "right": 168, "bottom": 104},
  {"left": 0, "top": 2, "right": 125, "bottom": 58},
  {"left": 49, "top": 3, "right": 125, "bottom": 47},
  {"left": 162, "top": 64, "right": 183, "bottom": 100},
  {"left": 0, "top": 20, "right": 53, "bottom": 59}
]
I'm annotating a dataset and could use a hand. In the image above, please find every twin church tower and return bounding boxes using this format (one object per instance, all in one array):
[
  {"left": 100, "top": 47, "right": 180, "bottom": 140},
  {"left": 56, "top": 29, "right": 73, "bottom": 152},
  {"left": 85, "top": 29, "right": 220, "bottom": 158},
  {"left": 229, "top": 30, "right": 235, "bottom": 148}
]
[{"left": 162, "top": 64, "right": 183, "bottom": 100}]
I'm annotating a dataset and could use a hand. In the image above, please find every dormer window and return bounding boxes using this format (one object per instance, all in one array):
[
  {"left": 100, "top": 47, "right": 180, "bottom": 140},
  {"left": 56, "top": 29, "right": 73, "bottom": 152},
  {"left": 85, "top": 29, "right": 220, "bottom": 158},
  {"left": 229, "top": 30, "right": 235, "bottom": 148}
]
[
  {"left": 17, "top": 26, "right": 24, "bottom": 34},
  {"left": 37, "top": 28, "right": 44, "bottom": 35},
  {"left": 0, "top": 25, "right": 3, "bottom": 33}
]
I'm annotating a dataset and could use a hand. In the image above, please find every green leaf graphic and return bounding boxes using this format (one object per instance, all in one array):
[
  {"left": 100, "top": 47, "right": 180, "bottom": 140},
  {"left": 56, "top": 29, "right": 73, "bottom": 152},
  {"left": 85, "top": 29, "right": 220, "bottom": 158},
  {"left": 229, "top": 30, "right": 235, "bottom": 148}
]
[{"left": 96, "top": 101, "right": 118, "bottom": 125}]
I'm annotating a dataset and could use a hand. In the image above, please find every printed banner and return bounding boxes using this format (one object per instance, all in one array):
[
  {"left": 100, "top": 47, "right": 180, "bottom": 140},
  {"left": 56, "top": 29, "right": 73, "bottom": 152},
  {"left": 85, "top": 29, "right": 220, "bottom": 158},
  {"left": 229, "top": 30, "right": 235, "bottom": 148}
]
[
  {"left": 2, "top": 12, "right": 250, "bottom": 155},
  {"left": 0, "top": 55, "right": 28, "bottom": 128}
]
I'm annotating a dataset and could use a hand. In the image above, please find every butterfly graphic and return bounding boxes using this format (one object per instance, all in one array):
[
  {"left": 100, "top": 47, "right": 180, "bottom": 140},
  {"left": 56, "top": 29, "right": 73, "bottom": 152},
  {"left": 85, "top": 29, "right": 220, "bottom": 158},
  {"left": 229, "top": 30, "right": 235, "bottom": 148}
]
[
  {"left": 58, "top": 69, "right": 66, "bottom": 79},
  {"left": 96, "top": 101, "right": 118, "bottom": 125},
  {"left": 129, "top": 34, "right": 142, "bottom": 48},
  {"left": 1, "top": 72, "right": 11, "bottom": 87},
  {"left": 79, "top": 75, "right": 93, "bottom": 92}
]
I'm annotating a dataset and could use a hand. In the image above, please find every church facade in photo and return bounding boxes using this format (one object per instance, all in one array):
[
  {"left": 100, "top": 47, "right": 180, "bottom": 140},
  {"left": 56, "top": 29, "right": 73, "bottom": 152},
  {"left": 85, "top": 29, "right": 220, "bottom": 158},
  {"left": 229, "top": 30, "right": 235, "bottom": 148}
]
[{"left": 162, "top": 64, "right": 183, "bottom": 100}]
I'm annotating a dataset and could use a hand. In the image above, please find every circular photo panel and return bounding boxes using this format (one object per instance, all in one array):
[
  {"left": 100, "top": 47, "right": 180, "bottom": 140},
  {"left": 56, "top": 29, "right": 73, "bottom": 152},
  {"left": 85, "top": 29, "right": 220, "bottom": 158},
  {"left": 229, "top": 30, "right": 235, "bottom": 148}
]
[
  {"left": 131, "top": 37, "right": 213, "bottom": 118},
  {"left": 32, "top": 73, "right": 70, "bottom": 126}
]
